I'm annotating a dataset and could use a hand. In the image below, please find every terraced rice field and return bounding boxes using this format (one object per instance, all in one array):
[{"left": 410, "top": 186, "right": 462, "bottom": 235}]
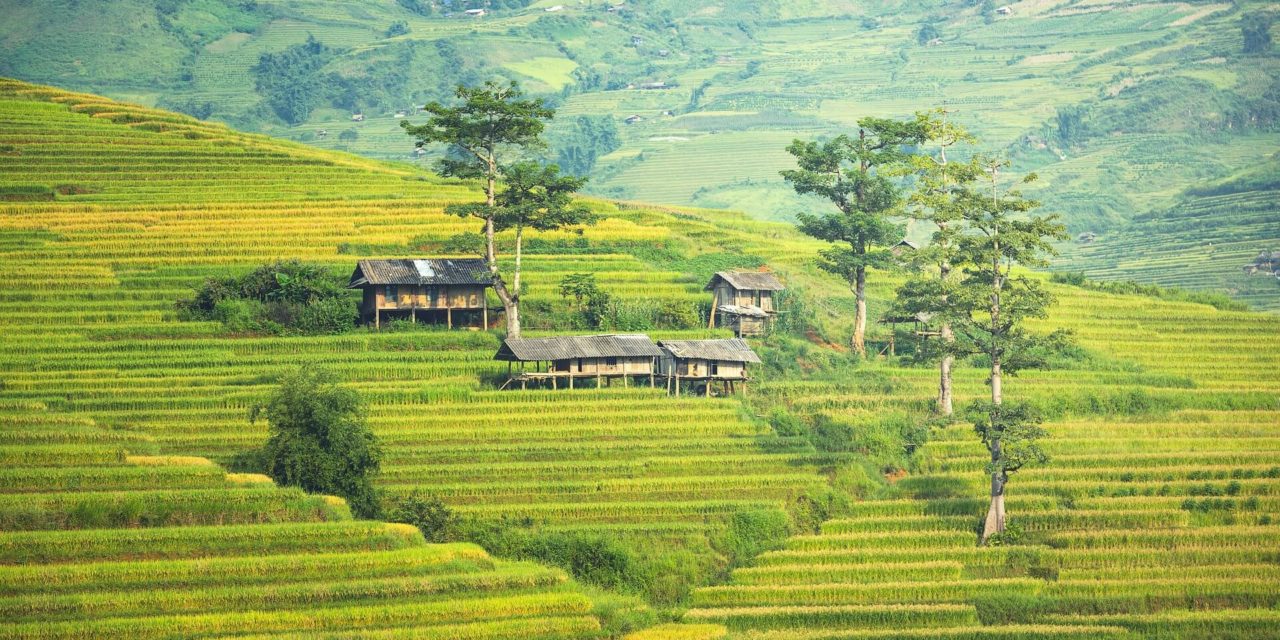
[
  {"left": 0, "top": 409, "right": 605, "bottom": 639},
  {"left": 0, "top": 79, "right": 834, "bottom": 552},
  {"left": 3, "top": 78, "right": 1280, "bottom": 639},
  {"left": 1058, "top": 182, "right": 1280, "bottom": 312},
  {"left": 684, "top": 288, "right": 1280, "bottom": 637}
]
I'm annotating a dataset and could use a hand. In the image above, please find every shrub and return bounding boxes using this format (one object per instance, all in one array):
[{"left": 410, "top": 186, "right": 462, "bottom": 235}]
[
  {"left": 387, "top": 491, "right": 457, "bottom": 542},
  {"left": 178, "top": 260, "right": 356, "bottom": 335},
  {"left": 252, "top": 368, "right": 383, "bottom": 518},
  {"left": 714, "top": 508, "right": 791, "bottom": 568}
]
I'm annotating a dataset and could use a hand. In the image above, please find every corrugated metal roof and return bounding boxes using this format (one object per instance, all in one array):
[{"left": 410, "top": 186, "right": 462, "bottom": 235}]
[
  {"left": 659, "top": 338, "right": 761, "bottom": 363},
  {"left": 718, "top": 304, "right": 768, "bottom": 318},
  {"left": 495, "top": 334, "right": 663, "bottom": 361},
  {"left": 348, "top": 259, "right": 490, "bottom": 287},
  {"left": 705, "top": 270, "right": 785, "bottom": 291}
]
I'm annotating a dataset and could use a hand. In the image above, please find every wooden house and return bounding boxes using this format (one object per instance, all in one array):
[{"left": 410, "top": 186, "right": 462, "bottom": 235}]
[
  {"left": 494, "top": 334, "right": 663, "bottom": 389},
  {"left": 657, "top": 338, "right": 761, "bottom": 396},
  {"left": 892, "top": 239, "right": 920, "bottom": 256},
  {"left": 348, "top": 258, "right": 491, "bottom": 329},
  {"left": 705, "top": 270, "right": 784, "bottom": 336}
]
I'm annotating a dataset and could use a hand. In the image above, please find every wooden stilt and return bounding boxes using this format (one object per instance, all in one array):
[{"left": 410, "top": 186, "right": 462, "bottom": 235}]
[
  {"left": 675, "top": 376, "right": 680, "bottom": 397},
  {"left": 552, "top": 375, "right": 557, "bottom": 390},
  {"left": 411, "top": 307, "right": 416, "bottom": 324},
  {"left": 447, "top": 307, "right": 452, "bottom": 330},
  {"left": 375, "top": 309, "right": 380, "bottom": 330},
  {"left": 482, "top": 296, "right": 488, "bottom": 329},
  {"left": 569, "top": 374, "right": 574, "bottom": 390},
  {"left": 705, "top": 380, "right": 710, "bottom": 397}
]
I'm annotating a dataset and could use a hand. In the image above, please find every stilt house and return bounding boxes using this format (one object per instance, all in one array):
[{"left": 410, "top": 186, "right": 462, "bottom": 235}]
[
  {"left": 706, "top": 270, "right": 784, "bottom": 337},
  {"left": 495, "top": 334, "right": 664, "bottom": 389},
  {"left": 348, "top": 258, "right": 491, "bottom": 329},
  {"left": 657, "top": 338, "right": 761, "bottom": 396}
]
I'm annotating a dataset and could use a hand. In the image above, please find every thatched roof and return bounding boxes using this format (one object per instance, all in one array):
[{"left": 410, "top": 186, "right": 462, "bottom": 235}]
[
  {"left": 348, "top": 259, "right": 489, "bottom": 288},
  {"left": 494, "top": 334, "right": 663, "bottom": 362},
  {"left": 705, "top": 271, "right": 784, "bottom": 292},
  {"left": 658, "top": 338, "right": 761, "bottom": 363}
]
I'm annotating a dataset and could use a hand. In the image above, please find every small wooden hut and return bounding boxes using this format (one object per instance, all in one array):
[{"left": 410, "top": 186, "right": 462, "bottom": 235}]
[
  {"left": 494, "top": 334, "right": 663, "bottom": 390},
  {"left": 348, "top": 258, "right": 491, "bottom": 329},
  {"left": 705, "top": 271, "right": 784, "bottom": 337},
  {"left": 657, "top": 338, "right": 761, "bottom": 396},
  {"left": 891, "top": 239, "right": 920, "bottom": 257},
  {"left": 877, "top": 311, "right": 936, "bottom": 357}
]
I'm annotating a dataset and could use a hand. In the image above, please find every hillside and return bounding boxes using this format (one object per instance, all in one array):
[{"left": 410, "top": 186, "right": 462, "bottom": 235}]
[
  {"left": 3, "top": 0, "right": 1278, "bottom": 309},
  {"left": 2, "top": 80, "right": 1280, "bottom": 639}
]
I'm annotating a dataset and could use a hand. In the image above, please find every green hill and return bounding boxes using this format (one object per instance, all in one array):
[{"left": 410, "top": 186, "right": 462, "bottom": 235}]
[
  {"left": 2, "top": 0, "right": 1278, "bottom": 309},
  {"left": 2, "top": 79, "right": 1280, "bottom": 639}
]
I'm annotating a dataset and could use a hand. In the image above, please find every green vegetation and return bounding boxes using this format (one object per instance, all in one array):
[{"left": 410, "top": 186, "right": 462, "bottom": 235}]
[
  {"left": 404, "top": 80, "right": 560, "bottom": 337},
  {"left": 177, "top": 259, "right": 357, "bottom": 334},
  {"left": 2, "top": 79, "right": 1280, "bottom": 639},
  {"left": 249, "top": 368, "right": 383, "bottom": 518},
  {"left": 3, "top": 0, "right": 1276, "bottom": 308},
  {"left": 782, "top": 116, "right": 930, "bottom": 355}
]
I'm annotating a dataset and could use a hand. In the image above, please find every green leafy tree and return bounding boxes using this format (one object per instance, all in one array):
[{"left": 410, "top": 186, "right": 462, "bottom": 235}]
[
  {"left": 494, "top": 161, "right": 596, "bottom": 312},
  {"left": 252, "top": 368, "right": 382, "bottom": 518},
  {"left": 251, "top": 36, "right": 335, "bottom": 125},
  {"left": 917, "top": 23, "right": 941, "bottom": 45},
  {"left": 401, "top": 81, "right": 554, "bottom": 338},
  {"left": 553, "top": 115, "right": 621, "bottom": 176},
  {"left": 1243, "top": 12, "right": 1274, "bottom": 54},
  {"left": 559, "top": 272, "right": 603, "bottom": 308},
  {"left": 781, "top": 118, "right": 932, "bottom": 355},
  {"left": 895, "top": 110, "right": 979, "bottom": 416},
  {"left": 951, "top": 158, "right": 1067, "bottom": 543}
]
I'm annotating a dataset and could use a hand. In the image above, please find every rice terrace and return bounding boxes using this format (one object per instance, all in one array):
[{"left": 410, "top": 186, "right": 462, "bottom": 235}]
[{"left": 0, "top": 1, "right": 1278, "bottom": 639}]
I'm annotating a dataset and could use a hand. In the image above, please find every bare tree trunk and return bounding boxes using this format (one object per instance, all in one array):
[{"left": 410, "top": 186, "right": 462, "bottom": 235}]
[
  {"left": 483, "top": 161, "right": 521, "bottom": 338},
  {"left": 981, "top": 469, "right": 1006, "bottom": 544},
  {"left": 982, "top": 243, "right": 1005, "bottom": 543},
  {"left": 852, "top": 266, "right": 867, "bottom": 356},
  {"left": 939, "top": 323, "right": 954, "bottom": 416},
  {"left": 938, "top": 258, "right": 954, "bottom": 416}
]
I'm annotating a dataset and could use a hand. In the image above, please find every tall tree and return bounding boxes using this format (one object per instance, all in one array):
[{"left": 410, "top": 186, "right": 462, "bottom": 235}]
[
  {"left": 401, "top": 81, "right": 553, "bottom": 337},
  {"left": 781, "top": 118, "right": 932, "bottom": 355},
  {"left": 952, "top": 158, "right": 1067, "bottom": 543},
  {"left": 895, "top": 109, "right": 977, "bottom": 416},
  {"left": 493, "top": 161, "right": 597, "bottom": 325}
]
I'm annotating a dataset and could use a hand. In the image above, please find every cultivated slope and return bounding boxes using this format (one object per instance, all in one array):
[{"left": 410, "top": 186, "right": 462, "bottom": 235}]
[{"left": 3, "top": 80, "right": 1280, "bottom": 639}]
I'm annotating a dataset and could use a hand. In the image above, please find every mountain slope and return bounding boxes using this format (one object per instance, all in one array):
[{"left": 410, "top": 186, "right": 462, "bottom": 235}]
[
  {"left": 2, "top": 80, "right": 1279, "bottom": 639},
  {"left": 3, "top": 0, "right": 1276, "bottom": 311}
]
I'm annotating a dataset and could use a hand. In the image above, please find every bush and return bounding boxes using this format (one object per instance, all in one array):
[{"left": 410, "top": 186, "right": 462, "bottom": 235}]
[
  {"left": 252, "top": 368, "right": 382, "bottom": 518},
  {"left": 387, "top": 491, "right": 457, "bottom": 542},
  {"left": 714, "top": 509, "right": 791, "bottom": 567},
  {"left": 295, "top": 297, "right": 359, "bottom": 334},
  {"left": 178, "top": 260, "right": 356, "bottom": 335}
]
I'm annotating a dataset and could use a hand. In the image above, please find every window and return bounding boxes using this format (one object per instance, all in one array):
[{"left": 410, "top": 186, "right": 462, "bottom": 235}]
[
  {"left": 576, "top": 358, "right": 583, "bottom": 372},
  {"left": 710, "top": 362, "right": 719, "bottom": 376},
  {"left": 606, "top": 357, "right": 618, "bottom": 366},
  {"left": 384, "top": 285, "right": 395, "bottom": 302}
]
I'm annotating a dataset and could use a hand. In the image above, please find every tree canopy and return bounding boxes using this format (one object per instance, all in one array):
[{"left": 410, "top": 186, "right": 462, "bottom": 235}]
[{"left": 254, "top": 368, "right": 383, "bottom": 518}]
